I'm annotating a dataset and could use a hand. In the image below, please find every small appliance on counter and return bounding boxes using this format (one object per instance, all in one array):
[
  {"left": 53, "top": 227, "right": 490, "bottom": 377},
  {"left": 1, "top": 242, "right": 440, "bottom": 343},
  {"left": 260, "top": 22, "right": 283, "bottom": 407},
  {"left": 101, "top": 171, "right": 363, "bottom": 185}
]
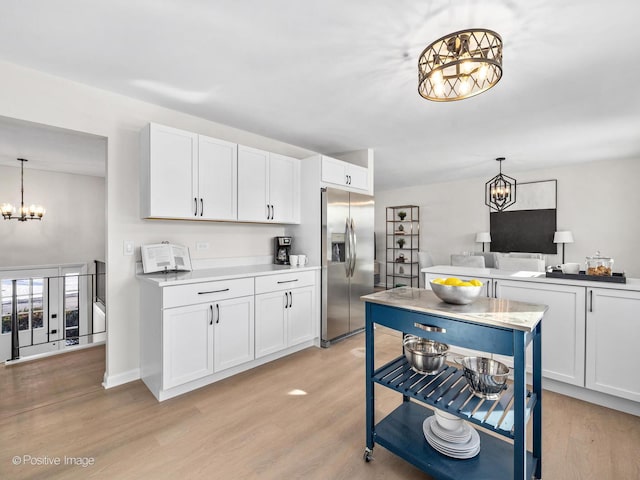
[{"left": 274, "top": 236, "right": 292, "bottom": 265}]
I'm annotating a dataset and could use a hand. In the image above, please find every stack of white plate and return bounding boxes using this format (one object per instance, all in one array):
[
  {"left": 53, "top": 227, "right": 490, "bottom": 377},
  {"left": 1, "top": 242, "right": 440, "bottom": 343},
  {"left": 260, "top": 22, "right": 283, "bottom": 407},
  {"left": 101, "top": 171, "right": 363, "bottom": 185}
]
[{"left": 422, "top": 410, "right": 480, "bottom": 459}]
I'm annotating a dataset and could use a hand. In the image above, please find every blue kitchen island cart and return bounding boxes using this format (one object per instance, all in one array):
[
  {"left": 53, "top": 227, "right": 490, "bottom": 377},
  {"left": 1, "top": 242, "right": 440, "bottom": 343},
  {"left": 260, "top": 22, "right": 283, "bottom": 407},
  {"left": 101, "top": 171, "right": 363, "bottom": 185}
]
[{"left": 361, "top": 287, "right": 547, "bottom": 480}]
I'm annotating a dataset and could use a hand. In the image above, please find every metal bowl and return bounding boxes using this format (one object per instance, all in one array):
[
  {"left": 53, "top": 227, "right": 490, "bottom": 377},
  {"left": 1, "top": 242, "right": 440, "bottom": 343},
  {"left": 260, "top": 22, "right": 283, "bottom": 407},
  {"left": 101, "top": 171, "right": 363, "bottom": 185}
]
[
  {"left": 403, "top": 335, "right": 449, "bottom": 375},
  {"left": 430, "top": 281, "right": 483, "bottom": 305},
  {"left": 455, "top": 356, "right": 510, "bottom": 400}
]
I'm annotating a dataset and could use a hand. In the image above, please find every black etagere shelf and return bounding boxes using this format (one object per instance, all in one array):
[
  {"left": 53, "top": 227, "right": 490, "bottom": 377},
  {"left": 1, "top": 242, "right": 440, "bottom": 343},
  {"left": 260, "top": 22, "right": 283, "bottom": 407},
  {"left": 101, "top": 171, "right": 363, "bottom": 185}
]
[{"left": 386, "top": 205, "right": 420, "bottom": 289}]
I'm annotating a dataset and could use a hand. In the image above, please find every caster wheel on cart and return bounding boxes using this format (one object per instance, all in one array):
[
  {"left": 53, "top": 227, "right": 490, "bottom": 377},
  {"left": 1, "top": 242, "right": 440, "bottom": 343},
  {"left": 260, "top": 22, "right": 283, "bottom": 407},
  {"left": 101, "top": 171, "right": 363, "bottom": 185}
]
[{"left": 363, "top": 448, "right": 373, "bottom": 462}]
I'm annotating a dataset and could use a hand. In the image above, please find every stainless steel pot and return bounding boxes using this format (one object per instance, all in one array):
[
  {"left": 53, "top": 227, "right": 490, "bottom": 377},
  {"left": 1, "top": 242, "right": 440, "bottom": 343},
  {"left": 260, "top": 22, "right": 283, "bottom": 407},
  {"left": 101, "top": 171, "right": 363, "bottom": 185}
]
[
  {"left": 403, "top": 335, "right": 448, "bottom": 375},
  {"left": 455, "top": 356, "right": 509, "bottom": 400}
]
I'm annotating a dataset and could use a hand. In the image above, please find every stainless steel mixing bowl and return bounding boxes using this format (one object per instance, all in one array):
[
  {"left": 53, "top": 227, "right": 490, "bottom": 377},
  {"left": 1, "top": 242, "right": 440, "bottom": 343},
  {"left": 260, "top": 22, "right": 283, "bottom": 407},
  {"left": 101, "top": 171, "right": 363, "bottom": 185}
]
[
  {"left": 403, "top": 335, "right": 449, "bottom": 374},
  {"left": 430, "top": 281, "right": 483, "bottom": 305},
  {"left": 456, "top": 356, "right": 510, "bottom": 400}
]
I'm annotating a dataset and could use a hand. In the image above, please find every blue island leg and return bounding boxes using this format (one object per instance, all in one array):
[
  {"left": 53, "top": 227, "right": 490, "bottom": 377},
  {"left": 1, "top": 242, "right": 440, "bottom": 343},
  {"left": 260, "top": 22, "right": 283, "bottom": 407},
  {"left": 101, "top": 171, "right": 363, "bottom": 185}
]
[
  {"left": 533, "top": 322, "right": 542, "bottom": 478},
  {"left": 365, "top": 302, "right": 375, "bottom": 450},
  {"left": 513, "top": 330, "right": 526, "bottom": 480}
]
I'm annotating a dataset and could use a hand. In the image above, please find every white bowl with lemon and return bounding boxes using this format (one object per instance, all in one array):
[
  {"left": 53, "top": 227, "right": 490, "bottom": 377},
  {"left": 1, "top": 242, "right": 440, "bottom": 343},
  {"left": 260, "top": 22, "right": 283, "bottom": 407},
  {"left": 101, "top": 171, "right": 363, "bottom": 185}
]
[{"left": 430, "top": 277, "right": 483, "bottom": 305}]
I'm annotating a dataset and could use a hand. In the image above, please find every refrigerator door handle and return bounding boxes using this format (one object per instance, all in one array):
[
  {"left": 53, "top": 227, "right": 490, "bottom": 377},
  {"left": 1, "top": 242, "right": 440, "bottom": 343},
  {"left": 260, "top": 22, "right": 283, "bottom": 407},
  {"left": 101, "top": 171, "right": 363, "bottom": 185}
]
[
  {"left": 344, "top": 217, "right": 351, "bottom": 277},
  {"left": 350, "top": 219, "right": 357, "bottom": 277}
]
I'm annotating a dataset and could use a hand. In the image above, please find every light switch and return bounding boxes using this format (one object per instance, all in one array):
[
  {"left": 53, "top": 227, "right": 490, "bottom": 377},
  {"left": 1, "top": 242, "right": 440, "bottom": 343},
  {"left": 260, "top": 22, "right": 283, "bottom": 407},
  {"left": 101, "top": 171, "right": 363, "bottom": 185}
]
[{"left": 124, "top": 240, "right": 134, "bottom": 256}]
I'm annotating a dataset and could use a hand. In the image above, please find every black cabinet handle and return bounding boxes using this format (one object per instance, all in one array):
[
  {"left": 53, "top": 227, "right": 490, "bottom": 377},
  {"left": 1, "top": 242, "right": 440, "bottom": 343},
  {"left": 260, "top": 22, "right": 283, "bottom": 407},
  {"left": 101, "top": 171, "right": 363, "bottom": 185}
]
[
  {"left": 216, "top": 304, "right": 220, "bottom": 324},
  {"left": 198, "top": 288, "right": 229, "bottom": 295},
  {"left": 277, "top": 279, "right": 299, "bottom": 284},
  {"left": 194, "top": 197, "right": 198, "bottom": 216},
  {"left": 200, "top": 198, "right": 203, "bottom": 217},
  {"left": 289, "top": 291, "right": 293, "bottom": 308},
  {"left": 209, "top": 304, "right": 213, "bottom": 325},
  {"left": 284, "top": 292, "right": 289, "bottom": 309},
  {"left": 589, "top": 290, "right": 593, "bottom": 312},
  {"left": 271, "top": 205, "right": 274, "bottom": 220}
]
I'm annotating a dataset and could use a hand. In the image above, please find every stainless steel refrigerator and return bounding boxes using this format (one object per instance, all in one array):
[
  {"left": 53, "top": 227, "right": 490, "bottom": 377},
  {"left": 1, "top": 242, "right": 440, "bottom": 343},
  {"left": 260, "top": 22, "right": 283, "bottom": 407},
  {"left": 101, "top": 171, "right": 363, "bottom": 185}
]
[{"left": 321, "top": 187, "right": 375, "bottom": 346}]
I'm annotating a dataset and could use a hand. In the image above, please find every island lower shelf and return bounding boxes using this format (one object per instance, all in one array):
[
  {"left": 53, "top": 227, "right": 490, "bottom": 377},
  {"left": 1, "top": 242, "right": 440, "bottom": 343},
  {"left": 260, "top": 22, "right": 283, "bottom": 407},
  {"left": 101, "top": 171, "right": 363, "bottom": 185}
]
[
  {"left": 373, "top": 356, "right": 537, "bottom": 439},
  {"left": 375, "top": 401, "right": 538, "bottom": 480}
]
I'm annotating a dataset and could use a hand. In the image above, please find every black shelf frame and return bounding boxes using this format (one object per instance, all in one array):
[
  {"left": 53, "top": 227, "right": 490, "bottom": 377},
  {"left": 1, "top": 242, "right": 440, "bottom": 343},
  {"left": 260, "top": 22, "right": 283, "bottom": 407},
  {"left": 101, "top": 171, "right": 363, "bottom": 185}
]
[{"left": 386, "top": 205, "right": 420, "bottom": 289}]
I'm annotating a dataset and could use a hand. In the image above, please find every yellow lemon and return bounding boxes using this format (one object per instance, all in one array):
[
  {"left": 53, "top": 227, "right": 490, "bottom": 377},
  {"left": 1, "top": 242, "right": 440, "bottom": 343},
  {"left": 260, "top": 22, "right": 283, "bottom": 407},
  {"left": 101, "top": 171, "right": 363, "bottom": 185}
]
[
  {"left": 470, "top": 279, "right": 483, "bottom": 287},
  {"left": 459, "top": 281, "right": 474, "bottom": 287},
  {"left": 444, "top": 277, "right": 461, "bottom": 286},
  {"left": 432, "top": 278, "right": 445, "bottom": 284}
]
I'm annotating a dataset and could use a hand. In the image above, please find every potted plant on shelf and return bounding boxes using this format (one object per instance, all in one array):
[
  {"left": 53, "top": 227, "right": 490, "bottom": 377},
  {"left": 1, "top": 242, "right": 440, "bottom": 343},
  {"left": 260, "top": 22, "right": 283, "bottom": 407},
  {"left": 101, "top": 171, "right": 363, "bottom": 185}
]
[
  {"left": 396, "top": 238, "right": 405, "bottom": 249},
  {"left": 398, "top": 211, "right": 407, "bottom": 221}
]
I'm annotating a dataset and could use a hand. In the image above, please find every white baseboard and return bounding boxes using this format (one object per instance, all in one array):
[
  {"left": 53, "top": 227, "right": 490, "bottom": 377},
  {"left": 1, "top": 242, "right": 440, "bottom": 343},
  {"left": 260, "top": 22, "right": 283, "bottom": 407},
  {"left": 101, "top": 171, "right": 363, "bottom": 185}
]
[{"left": 102, "top": 368, "right": 141, "bottom": 389}]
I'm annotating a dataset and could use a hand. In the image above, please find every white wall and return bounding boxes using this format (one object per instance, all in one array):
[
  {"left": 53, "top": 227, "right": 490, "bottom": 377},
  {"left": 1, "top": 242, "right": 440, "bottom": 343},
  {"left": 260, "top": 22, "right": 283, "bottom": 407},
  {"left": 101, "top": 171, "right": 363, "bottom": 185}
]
[
  {"left": 0, "top": 59, "right": 315, "bottom": 386},
  {"left": 375, "top": 157, "right": 640, "bottom": 279},
  {"left": 0, "top": 166, "right": 105, "bottom": 267}
]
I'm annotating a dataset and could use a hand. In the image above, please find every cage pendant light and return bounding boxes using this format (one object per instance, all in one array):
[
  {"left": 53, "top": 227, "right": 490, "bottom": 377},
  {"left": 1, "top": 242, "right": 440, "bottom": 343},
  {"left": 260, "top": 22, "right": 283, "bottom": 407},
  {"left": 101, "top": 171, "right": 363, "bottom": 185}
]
[
  {"left": 418, "top": 29, "right": 503, "bottom": 102},
  {"left": 485, "top": 157, "right": 516, "bottom": 212},
  {"left": 1, "top": 158, "right": 45, "bottom": 221}
]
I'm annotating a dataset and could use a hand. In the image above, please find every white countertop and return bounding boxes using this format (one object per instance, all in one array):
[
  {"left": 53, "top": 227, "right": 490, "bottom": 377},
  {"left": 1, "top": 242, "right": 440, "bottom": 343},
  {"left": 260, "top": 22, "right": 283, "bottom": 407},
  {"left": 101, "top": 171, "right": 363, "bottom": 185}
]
[
  {"left": 422, "top": 265, "right": 640, "bottom": 291},
  {"left": 138, "top": 264, "right": 320, "bottom": 287},
  {"left": 361, "top": 287, "right": 546, "bottom": 332}
]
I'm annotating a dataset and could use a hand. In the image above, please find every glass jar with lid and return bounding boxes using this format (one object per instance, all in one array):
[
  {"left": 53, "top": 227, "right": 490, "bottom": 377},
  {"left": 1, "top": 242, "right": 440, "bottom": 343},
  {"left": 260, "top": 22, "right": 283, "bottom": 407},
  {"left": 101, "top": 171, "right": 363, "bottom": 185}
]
[{"left": 585, "top": 251, "right": 613, "bottom": 276}]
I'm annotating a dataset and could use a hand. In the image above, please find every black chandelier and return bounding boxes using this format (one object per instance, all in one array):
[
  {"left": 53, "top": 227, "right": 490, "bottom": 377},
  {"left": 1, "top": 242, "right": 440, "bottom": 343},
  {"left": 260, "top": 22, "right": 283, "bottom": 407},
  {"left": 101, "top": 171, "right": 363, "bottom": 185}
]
[
  {"left": 485, "top": 157, "right": 516, "bottom": 211},
  {"left": 418, "top": 29, "right": 503, "bottom": 102},
  {"left": 1, "top": 158, "right": 45, "bottom": 221}
]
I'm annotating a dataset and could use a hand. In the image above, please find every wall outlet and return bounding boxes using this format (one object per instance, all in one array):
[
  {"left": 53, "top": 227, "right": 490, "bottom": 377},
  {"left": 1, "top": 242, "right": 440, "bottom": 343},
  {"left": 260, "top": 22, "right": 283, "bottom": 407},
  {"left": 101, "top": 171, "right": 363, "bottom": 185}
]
[
  {"left": 196, "top": 242, "right": 210, "bottom": 251},
  {"left": 124, "top": 240, "right": 134, "bottom": 256}
]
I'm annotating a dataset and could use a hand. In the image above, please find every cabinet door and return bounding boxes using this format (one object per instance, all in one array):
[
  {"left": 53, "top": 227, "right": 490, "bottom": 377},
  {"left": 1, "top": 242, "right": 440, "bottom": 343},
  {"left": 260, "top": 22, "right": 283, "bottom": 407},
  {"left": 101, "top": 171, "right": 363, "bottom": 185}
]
[
  {"left": 163, "top": 303, "right": 214, "bottom": 389},
  {"left": 346, "top": 164, "right": 369, "bottom": 191},
  {"left": 288, "top": 286, "right": 315, "bottom": 346},
  {"left": 495, "top": 280, "right": 586, "bottom": 386},
  {"left": 268, "top": 153, "right": 299, "bottom": 223},
  {"left": 586, "top": 288, "right": 640, "bottom": 402},
  {"left": 321, "top": 156, "right": 347, "bottom": 186},
  {"left": 213, "top": 296, "right": 255, "bottom": 372},
  {"left": 237, "top": 145, "right": 269, "bottom": 222},
  {"left": 148, "top": 124, "right": 198, "bottom": 218},
  {"left": 198, "top": 135, "right": 237, "bottom": 221},
  {"left": 255, "top": 291, "right": 287, "bottom": 358}
]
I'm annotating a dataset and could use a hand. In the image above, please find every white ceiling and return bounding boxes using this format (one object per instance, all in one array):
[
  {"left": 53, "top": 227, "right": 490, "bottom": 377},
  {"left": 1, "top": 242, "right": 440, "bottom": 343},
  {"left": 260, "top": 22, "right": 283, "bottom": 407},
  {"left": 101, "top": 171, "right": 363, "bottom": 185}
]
[{"left": 0, "top": 0, "right": 639, "bottom": 190}]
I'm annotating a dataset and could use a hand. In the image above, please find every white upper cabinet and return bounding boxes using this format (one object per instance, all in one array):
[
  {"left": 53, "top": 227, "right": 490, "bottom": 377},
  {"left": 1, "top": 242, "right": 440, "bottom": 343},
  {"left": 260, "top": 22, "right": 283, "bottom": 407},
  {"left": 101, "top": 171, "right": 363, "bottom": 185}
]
[
  {"left": 141, "top": 123, "right": 237, "bottom": 221},
  {"left": 197, "top": 135, "right": 237, "bottom": 221},
  {"left": 237, "top": 146, "right": 300, "bottom": 223},
  {"left": 141, "top": 123, "right": 198, "bottom": 219},
  {"left": 321, "top": 155, "right": 369, "bottom": 192}
]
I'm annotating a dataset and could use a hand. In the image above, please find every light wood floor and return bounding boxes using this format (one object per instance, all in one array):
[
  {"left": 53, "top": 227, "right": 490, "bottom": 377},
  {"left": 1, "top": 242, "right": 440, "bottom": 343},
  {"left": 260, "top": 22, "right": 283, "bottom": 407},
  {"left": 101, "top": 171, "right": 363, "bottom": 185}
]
[{"left": 2, "top": 331, "right": 639, "bottom": 480}]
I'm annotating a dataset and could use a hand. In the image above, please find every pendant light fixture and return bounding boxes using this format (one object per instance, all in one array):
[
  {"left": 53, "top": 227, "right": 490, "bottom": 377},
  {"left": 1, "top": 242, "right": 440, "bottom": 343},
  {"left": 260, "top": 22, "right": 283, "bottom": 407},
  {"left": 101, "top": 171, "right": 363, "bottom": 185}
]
[
  {"left": 418, "top": 29, "right": 503, "bottom": 102},
  {"left": 1, "top": 158, "right": 45, "bottom": 221},
  {"left": 485, "top": 157, "right": 516, "bottom": 212}
]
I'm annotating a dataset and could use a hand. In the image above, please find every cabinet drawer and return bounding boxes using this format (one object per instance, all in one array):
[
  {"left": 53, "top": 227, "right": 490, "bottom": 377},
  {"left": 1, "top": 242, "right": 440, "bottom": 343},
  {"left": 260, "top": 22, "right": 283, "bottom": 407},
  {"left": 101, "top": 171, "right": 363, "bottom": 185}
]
[
  {"left": 368, "top": 303, "right": 517, "bottom": 356},
  {"left": 163, "top": 278, "right": 254, "bottom": 308},
  {"left": 255, "top": 271, "right": 315, "bottom": 294}
]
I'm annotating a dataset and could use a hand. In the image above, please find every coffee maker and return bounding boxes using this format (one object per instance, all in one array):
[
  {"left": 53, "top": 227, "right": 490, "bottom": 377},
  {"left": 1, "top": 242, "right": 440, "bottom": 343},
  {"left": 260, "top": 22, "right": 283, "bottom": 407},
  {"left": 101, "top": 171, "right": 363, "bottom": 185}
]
[{"left": 274, "top": 236, "right": 292, "bottom": 265}]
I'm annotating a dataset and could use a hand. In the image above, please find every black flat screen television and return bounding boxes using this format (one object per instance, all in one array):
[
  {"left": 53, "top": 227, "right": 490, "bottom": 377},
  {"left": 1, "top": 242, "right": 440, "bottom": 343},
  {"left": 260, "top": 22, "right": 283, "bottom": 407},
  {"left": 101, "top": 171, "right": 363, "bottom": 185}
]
[{"left": 490, "top": 209, "right": 557, "bottom": 254}]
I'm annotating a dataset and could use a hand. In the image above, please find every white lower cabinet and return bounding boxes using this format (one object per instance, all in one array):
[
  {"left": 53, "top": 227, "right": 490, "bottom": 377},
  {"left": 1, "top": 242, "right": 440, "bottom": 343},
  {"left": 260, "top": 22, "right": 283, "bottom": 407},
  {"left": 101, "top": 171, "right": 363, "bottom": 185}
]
[
  {"left": 255, "top": 291, "right": 287, "bottom": 358},
  {"left": 162, "top": 295, "right": 254, "bottom": 389},
  {"left": 140, "top": 269, "right": 318, "bottom": 401},
  {"left": 586, "top": 288, "right": 640, "bottom": 402},
  {"left": 255, "top": 285, "right": 315, "bottom": 358},
  {"left": 213, "top": 296, "right": 255, "bottom": 372},
  {"left": 494, "top": 279, "right": 586, "bottom": 386},
  {"left": 163, "top": 303, "right": 214, "bottom": 389}
]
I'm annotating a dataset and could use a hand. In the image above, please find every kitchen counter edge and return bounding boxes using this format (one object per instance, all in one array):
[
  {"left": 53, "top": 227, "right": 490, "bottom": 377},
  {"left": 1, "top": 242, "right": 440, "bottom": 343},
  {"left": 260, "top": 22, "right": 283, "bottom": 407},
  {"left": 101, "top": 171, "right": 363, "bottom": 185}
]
[
  {"left": 422, "top": 265, "right": 640, "bottom": 291},
  {"left": 137, "top": 264, "right": 321, "bottom": 287}
]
